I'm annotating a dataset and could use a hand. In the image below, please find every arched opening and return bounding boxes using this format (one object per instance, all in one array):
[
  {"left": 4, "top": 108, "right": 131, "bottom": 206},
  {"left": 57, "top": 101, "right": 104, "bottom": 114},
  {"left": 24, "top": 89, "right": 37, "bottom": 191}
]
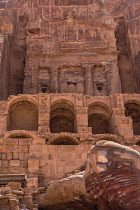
[
  {"left": 88, "top": 103, "right": 110, "bottom": 134},
  {"left": 8, "top": 133, "right": 32, "bottom": 138},
  {"left": 95, "top": 135, "right": 122, "bottom": 144},
  {"left": 51, "top": 137, "right": 78, "bottom": 145},
  {"left": 50, "top": 100, "right": 75, "bottom": 133},
  {"left": 125, "top": 101, "right": 140, "bottom": 135},
  {"left": 7, "top": 101, "right": 38, "bottom": 131}
]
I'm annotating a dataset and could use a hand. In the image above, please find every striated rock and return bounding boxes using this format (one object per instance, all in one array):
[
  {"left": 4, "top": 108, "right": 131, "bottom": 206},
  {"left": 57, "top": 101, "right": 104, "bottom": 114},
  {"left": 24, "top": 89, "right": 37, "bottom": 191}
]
[{"left": 84, "top": 141, "right": 140, "bottom": 210}]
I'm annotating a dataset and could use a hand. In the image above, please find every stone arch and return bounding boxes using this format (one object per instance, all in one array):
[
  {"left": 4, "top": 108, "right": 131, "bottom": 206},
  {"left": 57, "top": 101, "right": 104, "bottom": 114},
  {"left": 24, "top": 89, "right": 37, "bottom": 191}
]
[
  {"left": 47, "top": 134, "right": 79, "bottom": 145},
  {"left": 125, "top": 100, "right": 140, "bottom": 135},
  {"left": 95, "top": 134, "right": 123, "bottom": 144},
  {"left": 7, "top": 133, "right": 32, "bottom": 138},
  {"left": 50, "top": 99, "right": 76, "bottom": 133},
  {"left": 88, "top": 102, "right": 111, "bottom": 134},
  {"left": 3, "top": 130, "right": 36, "bottom": 139},
  {"left": 7, "top": 96, "right": 38, "bottom": 110},
  {"left": 7, "top": 98, "right": 38, "bottom": 131}
]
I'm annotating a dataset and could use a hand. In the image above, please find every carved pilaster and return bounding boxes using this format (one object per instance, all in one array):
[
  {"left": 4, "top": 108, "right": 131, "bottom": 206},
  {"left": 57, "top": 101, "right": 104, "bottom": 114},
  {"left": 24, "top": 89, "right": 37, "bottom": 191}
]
[
  {"left": 105, "top": 59, "right": 122, "bottom": 95},
  {"left": 50, "top": 67, "right": 59, "bottom": 93},
  {"left": 24, "top": 70, "right": 38, "bottom": 94},
  {"left": 84, "top": 66, "right": 94, "bottom": 96}
]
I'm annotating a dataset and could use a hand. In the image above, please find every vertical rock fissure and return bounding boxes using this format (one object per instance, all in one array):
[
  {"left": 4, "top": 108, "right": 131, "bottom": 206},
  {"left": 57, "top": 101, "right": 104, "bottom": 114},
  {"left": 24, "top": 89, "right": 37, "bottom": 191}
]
[
  {"left": 9, "top": 11, "right": 28, "bottom": 96},
  {"left": 115, "top": 17, "right": 137, "bottom": 93}
]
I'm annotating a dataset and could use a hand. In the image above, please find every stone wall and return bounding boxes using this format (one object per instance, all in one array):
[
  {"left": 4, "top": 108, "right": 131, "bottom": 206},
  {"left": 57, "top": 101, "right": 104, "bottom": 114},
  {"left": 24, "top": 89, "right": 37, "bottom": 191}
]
[
  {"left": 0, "top": 138, "right": 31, "bottom": 175},
  {"left": 0, "top": 136, "right": 139, "bottom": 185},
  {"left": 0, "top": 93, "right": 140, "bottom": 143},
  {"left": 0, "top": 136, "right": 91, "bottom": 181},
  {"left": 29, "top": 144, "right": 91, "bottom": 181}
]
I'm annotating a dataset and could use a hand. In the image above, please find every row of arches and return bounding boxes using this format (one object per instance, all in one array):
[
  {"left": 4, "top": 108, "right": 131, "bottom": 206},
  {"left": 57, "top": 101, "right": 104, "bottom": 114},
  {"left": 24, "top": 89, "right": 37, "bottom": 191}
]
[
  {"left": 5, "top": 131, "right": 140, "bottom": 145},
  {"left": 7, "top": 99, "right": 140, "bottom": 135}
]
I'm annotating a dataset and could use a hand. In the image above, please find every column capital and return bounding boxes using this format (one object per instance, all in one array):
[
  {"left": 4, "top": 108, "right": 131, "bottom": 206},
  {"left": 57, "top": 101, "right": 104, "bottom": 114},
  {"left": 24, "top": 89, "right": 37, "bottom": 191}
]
[{"left": 82, "top": 63, "right": 93, "bottom": 70}]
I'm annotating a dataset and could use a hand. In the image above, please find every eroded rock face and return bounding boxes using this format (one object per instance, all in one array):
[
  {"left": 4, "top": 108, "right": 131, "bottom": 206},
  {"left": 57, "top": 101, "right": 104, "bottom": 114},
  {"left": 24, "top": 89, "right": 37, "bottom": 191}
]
[
  {"left": 38, "top": 141, "right": 140, "bottom": 209},
  {"left": 84, "top": 141, "right": 140, "bottom": 210},
  {"left": 0, "top": 0, "right": 140, "bottom": 99},
  {"left": 39, "top": 172, "right": 87, "bottom": 207}
]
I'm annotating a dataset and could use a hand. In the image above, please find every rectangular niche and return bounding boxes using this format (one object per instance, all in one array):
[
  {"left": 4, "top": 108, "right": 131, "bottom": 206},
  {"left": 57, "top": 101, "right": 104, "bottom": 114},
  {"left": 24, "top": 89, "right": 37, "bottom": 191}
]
[
  {"left": 59, "top": 66, "right": 84, "bottom": 94},
  {"left": 93, "top": 64, "right": 107, "bottom": 96},
  {"left": 38, "top": 67, "right": 50, "bottom": 93}
]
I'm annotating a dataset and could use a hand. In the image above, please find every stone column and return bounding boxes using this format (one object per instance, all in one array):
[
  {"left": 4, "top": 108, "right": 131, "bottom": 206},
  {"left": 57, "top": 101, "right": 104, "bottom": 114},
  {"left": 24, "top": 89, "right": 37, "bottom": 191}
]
[
  {"left": 50, "top": 67, "right": 59, "bottom": 93},
  {"left": 111, "top": 59, "right": 122, "bottom": 94},
  {"left": 105, "top": 59, "right": 122, "bottom": 95},
  {"left": 112, "top": 108, "right": 133, "bottom": 142},
  {"left": 76, "top": 107, "right": 90, "bottom": 133},
  {"left": 38, "top": 94, "right": 50, "bottom": 133},
  {"left": 23, "top": 70, "right": 38, "bottom": 94},
  {"left": 84, "top": 66, "right": 94, "bottom": 96}
]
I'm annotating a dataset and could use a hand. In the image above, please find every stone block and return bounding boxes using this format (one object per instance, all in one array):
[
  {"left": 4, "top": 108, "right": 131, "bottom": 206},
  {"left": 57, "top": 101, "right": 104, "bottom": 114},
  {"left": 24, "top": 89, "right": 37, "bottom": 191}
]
[
  {"left": 3, "top": 168, "right": 10, "bottom": 173},
  {"left": 12, "top": 190, "right": 24, "bottom": 195},
  {"left": 10, "top": 160, "right": 20, "bottom": 167},
  {"left": 9, "top": 199, "right": 19, "bottom": 206},
  {"left": 24, "top": 153, "right": 30, "bottom": 160},
  {"left": 7, "top": 182, "right": 21, "bottom": 190},
  {"left": 21, "top": 146, "right": 29, "bottom": 153},
  {"left": 19, "top": 152, "right": 25, "bottom": 160},
  {"left": 13, "top": 152, "right": 19, "bottom": 160},
  {"left": 0, "top": 198, "right": 8, "bottom": 205},
  {"left": 21, "top": 196, "right": 32, "bottom": 204},
  {"left": 21, "top": 168, "right": 26, "bottom": 174},
  {"left": 1, "top": 153, "right": 6, "bottom": 160},
  {"left": 21, "top": 160, "right": 27, "bottom": 168},
  {"left": 7, "top": 152, "right": 13, "bottom": 160},
  {"left": 2, "top": 160, "right": 9, "bottom": 168},
  {"left": 26, "top": 178, "right": 38, "bottom": 188},
  {"left": 4, "top": 138, "right": 18, "bottom": 145},
  {"left": 24, "top": 187, "right": 31, "bottom": 196},
  {"left": 0, "top": 138, "right": 3, "bottom": 144},
  {"left": 1, "top": 187, "right": 12, "bottom": 194},
  {"left": 10, "top": 167, "right": 21, "bottom": 174},
  {"left": 19, "top": 138, "right": 32, "bottom": 146},
  {"left": 0, "top": 145, "right": 7, "bottom": 153},
  {"left": 28, "top": 158, "right": 39, "bottom": 174},
  {"left": 12, "top": 145, "right": 21, "bottom": 153}
]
